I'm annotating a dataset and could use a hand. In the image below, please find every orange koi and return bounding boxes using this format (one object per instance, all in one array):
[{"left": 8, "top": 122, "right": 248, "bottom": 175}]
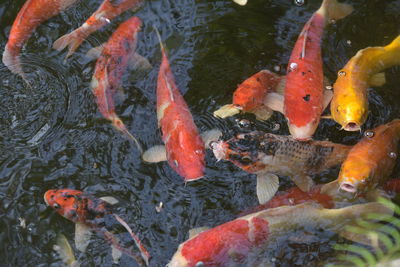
[
  {"left": 90, "top": 16, "right": 142, "bottom": 152},
  {"left": 44, "top": 189, "right": 150, "bottom": 266},
  {"left": 2, "top": 0, "right": 80, "bottom": 81},
  {"left": 329, "top": 119, "right": 400, "bottom": 194},
  {"left": 168, "top": 201, "right": 390, "bottom": 267},
  {"left": 213, "top": 70, "right": 285, "bottom": 120},
  {"left": 53, "top": 0, "right": 143, "bottom": 58},
  {"left": 283, "top": 0, "right": 353, "bottom": 140},
  {"left": 146, "top": 30, "right": 205, "bottom": 181}
]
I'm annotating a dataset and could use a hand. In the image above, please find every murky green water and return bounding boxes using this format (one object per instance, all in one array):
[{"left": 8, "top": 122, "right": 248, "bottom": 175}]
[{"left": 0, "top": 0, "right": 400, "bottom": 266}]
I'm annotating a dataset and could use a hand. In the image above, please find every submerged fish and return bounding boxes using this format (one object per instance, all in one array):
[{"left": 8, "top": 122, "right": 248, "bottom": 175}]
[
  {"left": 44, "top": 189, "right": 150, "bottom": 266},
  {"left": 90, "top": 16, "right": 143, "bottom": 152},
  {"left": 53, "top": 233, "right": 80, "bottom": 267},
  {"left": 168, "top": 201, "right": 391, "bottom": 267},
  {"left": 53, "top": 0, "right": 143, "bottom": 58},
  {"left": 283, "top": 0, "right": 353, "bottom": 140},
  {"left": 142, "top": 30, "right": 205, "bottom": 181},
  {"left": 330, "top": 35, "right": 400, "bottom": 131},
  {"left": 211, "top": 131, "right": 352, "bottom": 203},
  {"left": 213, "top": 70, "right": 285, "bottom": 120},
  {"left": 323, "top": 119, "right": 400, "bottom": 195},
  {"left": 2, "top": 0, "right": 80, "bottom": 81}
]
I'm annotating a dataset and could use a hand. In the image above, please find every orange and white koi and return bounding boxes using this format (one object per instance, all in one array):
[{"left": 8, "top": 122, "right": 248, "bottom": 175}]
[
  {"left": 283, "top": 0, "right": 353, "bottom": 140},
  {"left": 44, "top": 189, "right": 150, "bottom": 266},
  {"left": 325, "top": 119, "right": 400, "bottom": 195},
  {"left": 143, "top": 30, "right": 205, "bottom": 181},
  {"left": 2, "top": 0, "right": 80, "bottom": 81},
  {"left": 330, "top": 35, "right": 400, "bottom": 131},
  {"left": 90, "top": 16, "right": 143, "bottom": 152},
  {"left": 213, "top": 70, "right": 285, "bottom": 120},
  {"left": 168, "top": 201, "right": 390, "bottom": 267},
  {"left": 53, "top": 0, "right": 143, "bottom": 58}
]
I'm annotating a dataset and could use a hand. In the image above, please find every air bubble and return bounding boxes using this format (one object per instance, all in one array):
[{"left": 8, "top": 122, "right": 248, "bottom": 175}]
[
  {"left": 364, "top": 131, "right": 374, "bottom": 138},
  {"left": 338, "top": 70, "right": 346, "bottom": 76},
  {"left": 289, "top": 62, "right": 298, "bottom": 71},
  {"left": 389, "top": 152, "right": 397, "bottom": 159},
  {"left": 294, "top": 0, "right": 305, "bottom": 6}
]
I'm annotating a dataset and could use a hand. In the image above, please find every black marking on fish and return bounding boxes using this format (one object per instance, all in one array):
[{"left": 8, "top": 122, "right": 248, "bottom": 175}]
[
  {"left": 109, "top": 0, "right": 124, "bottom": 6},
  {"left": 301, "top": 72, "right": 306, "bottom": 76}
]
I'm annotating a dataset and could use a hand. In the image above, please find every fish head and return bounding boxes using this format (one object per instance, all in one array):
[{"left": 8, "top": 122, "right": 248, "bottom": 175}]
[
  {"left": 44, "top": 189, "right": 84, "bottom": 222},
  {"left": 211, "top": 132, "right": 270, "bottom": 173},
  {"left": 287, "top": 120, "right": 319, "bottom": 141},
  {"left": 337, "top": 160, "right": 371, "bottom": 194}
]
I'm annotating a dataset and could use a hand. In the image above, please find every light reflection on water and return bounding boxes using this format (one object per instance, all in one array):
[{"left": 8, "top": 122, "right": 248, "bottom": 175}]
[{"left": 0, "top": 0, "right": 399, "bottom": 266}]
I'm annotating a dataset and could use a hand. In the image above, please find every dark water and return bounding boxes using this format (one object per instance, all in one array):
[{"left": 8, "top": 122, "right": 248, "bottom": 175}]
[{"left": 0, "top": 0, "right": 400, "bottom": 266}]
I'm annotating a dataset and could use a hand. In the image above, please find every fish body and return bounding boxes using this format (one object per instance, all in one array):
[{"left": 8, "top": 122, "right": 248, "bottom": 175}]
[
  {"left": 214, "top": 70, "right": 285, "bottom": 120},
  {"left": 3, "top": 0, "right": 79, "bottom": 80},
  {"left": 168, "top": 202, "right": 390, "bottom": 267},
  {"left": 44, "top": 189, "right": 150, "bottom": 266},
  {"left": 331, "top": 35, "right": 400, "bottom": 131},
  {"left": 156, "top": 34, "right": 205, "bottom": 181},
  {"left": 337, "top": 119, "right": 400, "bottom": 194},
  {"left": 90, "top": 16, "right": 142, "bottom": 152},
  {"left": 283, "top": 0, "right": 353, "bottom": 140},
  {"left": 212, "top": 131, "right": 352, "bottom": 191},
  {"left": 53, "top": 0, "right": 143, "bottom": 57}
]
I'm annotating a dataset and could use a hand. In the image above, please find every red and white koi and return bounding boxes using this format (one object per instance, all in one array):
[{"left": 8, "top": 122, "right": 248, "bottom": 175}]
[
  {"left": 2, "top": 0, "right": 80, "bottom": 81},
  {"left": 44, "top": 189, "right": 150, "bottom": 266},
  {"left": 53, "top": 0, "right": 143, "bottom": 58},
  {"left": 283, "top": 0, "right": 353, "bottom": 140},
  {"left": 90, "top": 16, "right": 143, "bottom": 152}
]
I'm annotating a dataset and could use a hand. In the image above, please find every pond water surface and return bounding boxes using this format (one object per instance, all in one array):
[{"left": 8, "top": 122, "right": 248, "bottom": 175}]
[{"left": 1, "top": 0, "right": 400, "bottom": 266}]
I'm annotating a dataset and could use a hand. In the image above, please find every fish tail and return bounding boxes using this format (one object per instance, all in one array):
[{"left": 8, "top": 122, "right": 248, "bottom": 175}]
[
  {"left": 385, "top": 35, "right": 400, "bottom": 53},
  {"left": 323, "top": 0, "right": 354, "bottom": 22},
  {"left": 122, "top": 128, "right": 143, "bottom": 154},
  {"left": 113, "top": 214, "right": 150, "bottom": 266},
  {"left": 111, "top": 116, "right": 143, "bottom": 153},
  {"left": 153, "top": 26, "right": 166, "bottom": 54},
  {"left": 3, "top": 45, "right": 31, "bottom": 87},
  {"left": 53, "top": 30, "right": 85, "bottom": 59}
]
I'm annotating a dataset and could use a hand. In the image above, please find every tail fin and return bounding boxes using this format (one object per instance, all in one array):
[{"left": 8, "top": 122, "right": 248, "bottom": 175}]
[
  {"left": 324, "top": 0, "right": 354, "bottom": 22},
  {"left": 112, "top": 117, "right": 143, "bottom": 153},
  {"left": 385, "top": 34, "right": 400, "bottom": 51},
  {"left": 53, "top": 30, "right": 84, "bottom": 59},
  {"left": 153, "top": 27, "right": 166, "bottom": 55},
  {"left": 113, "top": 214, "right": 150, "bottom": 266}
]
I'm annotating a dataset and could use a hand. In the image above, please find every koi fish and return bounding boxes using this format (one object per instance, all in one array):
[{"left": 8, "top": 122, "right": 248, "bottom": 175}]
[
  {"left": 213, "top": 70, "right": 285, "bottom": 120},
  {"left": 44, "top": 189, "right": 150, "bottom": 266},
  {"left": 141, "top": 30, "right": 206, "bottom": 181},
  {"left": 330, "top": 35, "right": 400, "bottom": 131},
  {"left": 211, "top": 131, "right": 352, "bottom": 203},
  {"left": 2, "top": 0, "right": 80, "bottom": 81},
  {"left": 53, "top": 0, "right": 143, "bottom": 58},
  {"left": 322, "top": 119, "right": 400, "bottom": 195},
  {"left": 90, "top": 16, "right": 144, "bottom": 152},
  {"left": 53, "top": 233, "right": 79, "bottom": 267},
  {"left": 283, "top": 0, "right": 353, "bottom": 140},
  {"left": 168, "top": 201, "right": 391, "bottom": 267}
]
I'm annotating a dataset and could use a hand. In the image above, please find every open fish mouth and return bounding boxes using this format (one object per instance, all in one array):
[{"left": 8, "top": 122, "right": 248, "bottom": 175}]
[
  {"left": 343, "top": 122, "right": 361, "bottom": 132},
  {"left": 339, "top": 182, "right": 357, "bottom": 193}
]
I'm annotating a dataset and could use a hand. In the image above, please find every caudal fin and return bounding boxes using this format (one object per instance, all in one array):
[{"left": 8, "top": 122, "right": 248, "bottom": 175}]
[
  {"left": 324, "top": 0, "right": 354, "bottom": 22},
  {"left": 112, "top": 117, "right": 143, "bottom": 153},
  {"left": 53, "top": 30, "right": 84, "bottom": 59}
]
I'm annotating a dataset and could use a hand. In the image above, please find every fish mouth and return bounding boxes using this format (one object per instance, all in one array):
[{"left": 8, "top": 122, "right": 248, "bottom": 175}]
[
  {"left": 288, "top": 122, "right": 317, "bottom": 141},
  {"left": 339, "top": 182, "right": 357, "bottom": 193},
  {"left": 343, "top": 122, "right": 361, "bottom": 132}
]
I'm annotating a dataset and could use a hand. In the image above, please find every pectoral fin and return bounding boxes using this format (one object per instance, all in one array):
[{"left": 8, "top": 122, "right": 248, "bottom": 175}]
[
  {"left": 53, "top": 233, "right": 77, "bottom": 266},
  {"left": 264, "top": 92, "right": 284, "bottom": 114},
  {"left": 252, "top": 106, "right": 274, "bottom": 121},
  {"left": 111, "top": 244, "right": 123, "bottom": 264},
  {"left": 322, "top": 87, "right": 333, "bottom": 110},
  {"left": 142, "top": 145, "right": 167, "bottom": 163},
  {"left": 320, "top": 180, "right": 339, "bottom": 196},
  {"left": 213, "top": 104, "right": 241, "bottom": 118},
  {"left": 369, "top": 72, "right": 386, "bottom": 87},
  {"left": 201, "top": 129, "right": 222, "bottom": 149},
  {"left": 292, "top": 175, "right": 314, "bottom": 192},
  {"left": 189, "top": 227, "right": 210, "bottom": 239},
  {"left": 256, "top": 173, "right": 279, "bottom": 204},
  {"left": 232, "top": 0, "right": 247, "bottom": 5},
  {"left": 75, "top": 223, "right": 92, "bottom": 253},
  {"left": 100, "top": 196, "right": 119, "bottom": 205},
  {"left": 86, "top": 44, "right": 105, "bottom": 60},
  {"left": 128, "top": 53, "right": 152, "bottom": 71}
]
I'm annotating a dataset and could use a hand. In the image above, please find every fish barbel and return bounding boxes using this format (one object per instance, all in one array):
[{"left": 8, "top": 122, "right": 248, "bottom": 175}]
[
  {"left": 284, "top": 0, "right": 353, "bottom": 140},
  {"left": 331, "top": 35, "right": 400, "bottom": 131},
  {"left": 168, "top": 201, "right": 391, "bottom": 267},
  {"left": 211, "top": 131, "right": 351, "bottom": 201},
  {"left": 3, "top": 0, "right": 80, "bottom": 82},
  {"left": 53, "top": 0, "right": 143, "bottom": 58}
]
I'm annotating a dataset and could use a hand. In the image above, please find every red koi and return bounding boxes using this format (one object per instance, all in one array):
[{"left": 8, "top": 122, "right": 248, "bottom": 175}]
[
  {"left": 44, "top": 189, "right": 150, "bottom": 266},
  {"left": 168, "top": 202, "right": 390, "bottom": 267},
  {"left": 155, "top": 30, "right": 205, "bottom": 181},
  {"left": 283, "top": 0, "right": 353, "bottom": 140},
  {"left": 53, "top": 0, "right": 143, "bottom": 58},
  {"left": 90, "top": 16, "right": 142, "bottom": 152},
  {"left": 2, "top": 0, "right": 80, "bottom": 81}
]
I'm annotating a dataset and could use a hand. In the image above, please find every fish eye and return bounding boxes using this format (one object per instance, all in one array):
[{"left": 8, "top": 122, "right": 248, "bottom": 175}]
[
  {"left": 240, "top": 155, "right": 253, "bottom": 165},
  {"left": 53, "top": 203, "right": 61, "bottom": 209}
]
